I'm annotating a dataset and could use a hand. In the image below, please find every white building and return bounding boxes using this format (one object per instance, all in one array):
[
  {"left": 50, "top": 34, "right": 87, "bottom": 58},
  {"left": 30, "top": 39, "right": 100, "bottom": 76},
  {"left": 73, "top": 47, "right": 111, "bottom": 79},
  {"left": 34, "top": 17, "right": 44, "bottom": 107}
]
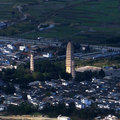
[
  {"left": 75, "top": 103, "right": 85, "bottom": 109},
  {"left": 28, "top": 81, "right": 41, "bottom": 86},
  {"left": 43, "top": 53, "right": 52, "bottom": 58},
  {"left": 7, "top": 44, "right": 15, "bottom": 50},
  {"left": 0, "top": 105, "right": 7, "bottom": 111},
  {"left": 19, "top": 46, "right": 28, "bottom": 51},
  {"left": 62, "top": 82, "right": 68, "bottom": 86},
  {"left": 101, "top": 115, "right": 118, "bottom": 120},
  {"left": 57, "top": 115, "right": 71, "bottom": 120},
  {"left": 3, "top": 49, "right": 11, "bottom": 54},
  {"left": 81, "top": 98, "right": 92, "bottom": 105}
]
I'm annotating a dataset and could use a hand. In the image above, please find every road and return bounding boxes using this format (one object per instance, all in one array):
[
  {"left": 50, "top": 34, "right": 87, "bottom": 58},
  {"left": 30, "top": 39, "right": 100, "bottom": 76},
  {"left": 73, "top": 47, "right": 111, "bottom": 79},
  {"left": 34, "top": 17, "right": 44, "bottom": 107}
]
[
  {"left": 0, "top": 36, "right": 120, "bottom": 51},
  {"left": 81, "top": 44, "right": 120, "bottom": 51},
  {"left": 0, "top": 36, "right": 62, "bottom": 46},
  {"left": 0, "top": 115, "right": 57, "bottom": 120}
]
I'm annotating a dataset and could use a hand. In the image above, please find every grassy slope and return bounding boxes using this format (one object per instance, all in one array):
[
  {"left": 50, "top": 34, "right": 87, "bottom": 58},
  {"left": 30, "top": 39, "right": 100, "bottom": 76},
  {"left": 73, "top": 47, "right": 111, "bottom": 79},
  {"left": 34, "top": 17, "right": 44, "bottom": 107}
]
[
  {"left": 0, "top": 0, "right": 38, "bottom": 20},
  {"left": 0, "top": 0, "right": 120, "bottom": 46},
  {"left": 75, "top": 56, "right": 120, "bottom": 68}
]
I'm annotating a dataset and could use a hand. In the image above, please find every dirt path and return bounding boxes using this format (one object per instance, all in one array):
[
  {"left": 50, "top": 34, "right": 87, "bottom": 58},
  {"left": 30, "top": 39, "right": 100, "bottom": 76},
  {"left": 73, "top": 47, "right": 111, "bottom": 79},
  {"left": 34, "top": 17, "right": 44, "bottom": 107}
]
[{"left": 0, "top": 115, "right": 57, "bottom": 120}]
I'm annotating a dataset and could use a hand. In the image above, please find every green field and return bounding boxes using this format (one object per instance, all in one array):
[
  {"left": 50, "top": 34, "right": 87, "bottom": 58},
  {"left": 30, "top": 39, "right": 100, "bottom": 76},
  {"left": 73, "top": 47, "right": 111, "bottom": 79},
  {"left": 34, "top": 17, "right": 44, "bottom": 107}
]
[
  {"left": 75, "top": 56, "right": 120, "bottom": 68},
  {"left": 0, "top": 0, "right": 120, "bottom": 46}
]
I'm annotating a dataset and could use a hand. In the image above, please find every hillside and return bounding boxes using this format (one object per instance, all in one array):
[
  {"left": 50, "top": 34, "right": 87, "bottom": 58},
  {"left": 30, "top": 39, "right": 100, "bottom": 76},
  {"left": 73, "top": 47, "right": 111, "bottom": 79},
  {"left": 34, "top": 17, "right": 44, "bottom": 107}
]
[{"left": 0, "top": 0, "right": 120, "bottom": 46}]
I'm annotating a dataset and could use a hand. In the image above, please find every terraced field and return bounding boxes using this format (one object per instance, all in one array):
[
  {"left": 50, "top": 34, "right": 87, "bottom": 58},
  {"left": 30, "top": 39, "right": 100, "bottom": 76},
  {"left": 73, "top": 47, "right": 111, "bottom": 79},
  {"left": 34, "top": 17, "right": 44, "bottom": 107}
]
[{"left": 0, "top": 0, "right": 120, "bottom": 46}]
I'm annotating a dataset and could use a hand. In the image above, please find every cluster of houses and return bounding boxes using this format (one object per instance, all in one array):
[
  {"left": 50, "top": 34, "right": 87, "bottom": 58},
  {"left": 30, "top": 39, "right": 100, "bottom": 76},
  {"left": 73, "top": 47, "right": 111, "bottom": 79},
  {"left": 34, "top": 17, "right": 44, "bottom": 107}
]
[
  {"left": 95, "top": 115, "right": 119, "bottom": 120},
  {"left": 26, "top": 79, "right": 93, "bottom": 110},
  {"left": 0, "top": 39, "right": 119, "bottom": 119},
  {"left": 0, "top": 66, "right": 119, "bottom": 115},
  {"left": 0, "top": 41, "right": 60, "bottom": 71},
  {"left": 0, "top": 42, "right": 28, "bottom": 70}
]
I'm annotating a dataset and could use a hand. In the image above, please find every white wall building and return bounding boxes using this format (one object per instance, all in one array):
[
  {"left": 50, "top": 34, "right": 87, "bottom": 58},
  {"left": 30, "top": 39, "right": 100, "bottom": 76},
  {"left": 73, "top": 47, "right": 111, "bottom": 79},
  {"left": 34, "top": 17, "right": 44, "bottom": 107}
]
[
  {"left": 57, "top": 115, "right": 71, "bottom": 120},
  {"left": 81, "top": 98, "right": 92, "bottom": 106},
  {"left": 7, "top": 44, "right": 15, "bottom": 50},
  {"left": 3, "top": 49, "right": 11, "bottom": 54},
  {"left": 19, "top": 46, "right": 28, "bottom": 51},
  {"left": 43, "top": 53, "right": 52, "bottom": 58}
]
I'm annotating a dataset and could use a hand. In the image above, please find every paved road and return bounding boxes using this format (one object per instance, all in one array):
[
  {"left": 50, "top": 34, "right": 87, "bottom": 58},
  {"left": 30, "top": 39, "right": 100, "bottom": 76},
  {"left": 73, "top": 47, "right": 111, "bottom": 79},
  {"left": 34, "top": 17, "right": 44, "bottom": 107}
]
[
  {"left": 81, "top": 44, "right": 120, "bottom": 51},
  {"left": 0, "top": 36, "right": 62, "bottom": 46},
  {"left": 0, "top": 36, "right": 120, "bottom": 51}
]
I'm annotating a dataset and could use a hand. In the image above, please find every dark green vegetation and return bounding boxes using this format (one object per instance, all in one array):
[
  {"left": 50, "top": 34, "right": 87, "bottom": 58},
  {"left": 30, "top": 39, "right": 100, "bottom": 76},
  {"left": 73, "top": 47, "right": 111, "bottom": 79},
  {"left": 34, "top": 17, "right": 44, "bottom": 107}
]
[
  {"left": 0, "top": 0, "right": 37, "bottom": 21},
  {"left": 75, "top": 70, "right": 105, "bottom": 82},
  {"left": 0, "top": 60, "right": 70, "bottom": 88},
  {"left": 6, "top": 102, "right": 120, "bottom": 120},
  {"left": 41, "top": 103, "right": 120, "bottom": 120},
  {"left": 7, "top": 102, "right": 37, "bottom": 115},
  {"left": 0, "top": 0, "right": 120, "bottom": 46}
]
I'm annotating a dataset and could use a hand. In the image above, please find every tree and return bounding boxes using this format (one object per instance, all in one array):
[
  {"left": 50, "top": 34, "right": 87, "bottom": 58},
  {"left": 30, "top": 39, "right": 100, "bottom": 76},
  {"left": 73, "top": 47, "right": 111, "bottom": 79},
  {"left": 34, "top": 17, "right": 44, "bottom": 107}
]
[
  {"left": 99, "top": 69, "right": 105, "bottom": 78},
  {"left": 3, "top": 84, "right": 15, "bottom": 95},
  {"left": 7, "top": 102, "right": 37, "bottom": 115}
]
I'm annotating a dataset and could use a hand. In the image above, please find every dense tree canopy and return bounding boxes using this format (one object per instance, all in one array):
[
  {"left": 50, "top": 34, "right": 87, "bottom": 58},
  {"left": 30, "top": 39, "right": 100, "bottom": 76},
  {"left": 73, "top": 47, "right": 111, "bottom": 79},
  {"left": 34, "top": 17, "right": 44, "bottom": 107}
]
[{"left": 1, "top": 60, "right": 71, "bottom": 85}]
